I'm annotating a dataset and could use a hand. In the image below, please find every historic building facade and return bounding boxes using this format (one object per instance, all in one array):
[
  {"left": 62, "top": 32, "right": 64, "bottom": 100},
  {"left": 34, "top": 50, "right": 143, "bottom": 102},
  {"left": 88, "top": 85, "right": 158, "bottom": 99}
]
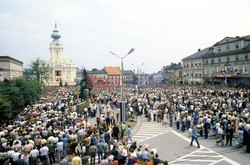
[
  {"left": 47, "top": 24, "right": 76, "bottom": 86},
  {"left": 203, "top": 35, "right": 250, "bottom": 85},
  {"left": 162, "top": 63, "right": 182, "bottom": 84},
  {"left": 0, "top": 55, "right": 23, "bottom": 81},
  {"left": 182, "top": 48, "right": 209, "bottom": 84}
]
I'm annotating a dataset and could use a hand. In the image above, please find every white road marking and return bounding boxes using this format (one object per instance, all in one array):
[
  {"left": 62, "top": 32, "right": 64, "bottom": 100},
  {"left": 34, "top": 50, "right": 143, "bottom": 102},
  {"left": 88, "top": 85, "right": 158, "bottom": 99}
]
[
  {"left": 168, "top": 127, "right": 240, "bottom": 165},
  {"left": 133, "top": 120, "right": 171, "bottom": 144}
]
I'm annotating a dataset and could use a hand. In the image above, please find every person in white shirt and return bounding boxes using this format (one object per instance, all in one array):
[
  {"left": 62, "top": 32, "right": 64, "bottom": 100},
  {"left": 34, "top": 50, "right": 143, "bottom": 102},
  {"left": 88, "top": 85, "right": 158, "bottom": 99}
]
[
  {"left": 30, "top": 147, "right": 39, "bottom": 165},
  {"left": 11, "top": 151, "right": 20, "bottom": 162},
  {"left": 39, "top": 144, "right": 49, "bottom": 165},
  {"left": 7, "top": 149, "right": 15, "bottom": 158},
  {"left": 56, "top": 140, "right": 64, "bottom": 162},
  {"left": 216, "top": 126, "right": 224, "bottom": 146},
  {"left": 121, "top": 148, "right": 128, "bottom": 157}
]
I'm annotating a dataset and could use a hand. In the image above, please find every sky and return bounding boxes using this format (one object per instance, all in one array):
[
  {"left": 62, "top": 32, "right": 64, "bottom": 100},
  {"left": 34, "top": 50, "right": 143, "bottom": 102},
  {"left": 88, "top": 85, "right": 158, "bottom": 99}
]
[{"left": 0, "top": 0, "right": 250, "bottom": 73}]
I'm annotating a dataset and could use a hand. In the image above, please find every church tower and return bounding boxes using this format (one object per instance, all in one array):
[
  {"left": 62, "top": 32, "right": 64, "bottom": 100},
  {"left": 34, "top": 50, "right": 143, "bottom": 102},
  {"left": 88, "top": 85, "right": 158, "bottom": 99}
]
[{"left": 47, "top": 23, "right": 76, "bottom": 85}]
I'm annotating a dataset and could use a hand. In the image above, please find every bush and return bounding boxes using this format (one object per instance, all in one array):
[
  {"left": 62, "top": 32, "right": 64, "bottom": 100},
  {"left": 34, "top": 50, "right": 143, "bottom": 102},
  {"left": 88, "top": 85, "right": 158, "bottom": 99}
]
[{"left": 0, "top": 78, "right": 41, "bottom": 124}]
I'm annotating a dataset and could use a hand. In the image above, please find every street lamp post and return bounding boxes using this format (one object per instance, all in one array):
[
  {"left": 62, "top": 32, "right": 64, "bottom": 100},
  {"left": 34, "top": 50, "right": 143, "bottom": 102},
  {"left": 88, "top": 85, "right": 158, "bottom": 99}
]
[{"left": 110, "top": 48, "right": 135, "bottom": 122}]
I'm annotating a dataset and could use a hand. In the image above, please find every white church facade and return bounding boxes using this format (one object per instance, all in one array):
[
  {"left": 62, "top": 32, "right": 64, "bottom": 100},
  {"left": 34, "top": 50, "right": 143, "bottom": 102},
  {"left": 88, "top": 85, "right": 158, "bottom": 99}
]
[{"left": 47, "top": 24, "right": 76, "bottom": 86}]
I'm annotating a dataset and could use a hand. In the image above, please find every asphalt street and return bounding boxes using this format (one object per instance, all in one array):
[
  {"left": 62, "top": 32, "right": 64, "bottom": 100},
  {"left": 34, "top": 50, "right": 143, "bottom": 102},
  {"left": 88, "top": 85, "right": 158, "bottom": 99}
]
[{"left": 134, "top": 118, "right": 250, "bottom": 165}]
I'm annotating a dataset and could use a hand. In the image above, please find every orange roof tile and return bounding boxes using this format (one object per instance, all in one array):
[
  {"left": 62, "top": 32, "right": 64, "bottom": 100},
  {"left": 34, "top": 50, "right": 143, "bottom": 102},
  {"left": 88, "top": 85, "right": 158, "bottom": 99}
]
[{"left": 104, "top": 66, "right": 121, "bottom": 75}]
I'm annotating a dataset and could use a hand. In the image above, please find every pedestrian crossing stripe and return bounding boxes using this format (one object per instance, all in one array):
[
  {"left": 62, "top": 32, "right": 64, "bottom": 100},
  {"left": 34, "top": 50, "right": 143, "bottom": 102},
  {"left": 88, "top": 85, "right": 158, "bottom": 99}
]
[
  {"left": 132, "top": 118, "right": 171, "bottom": 144},
  {"left": 168, "top": 128, "right": 241, "bottom": 165}
]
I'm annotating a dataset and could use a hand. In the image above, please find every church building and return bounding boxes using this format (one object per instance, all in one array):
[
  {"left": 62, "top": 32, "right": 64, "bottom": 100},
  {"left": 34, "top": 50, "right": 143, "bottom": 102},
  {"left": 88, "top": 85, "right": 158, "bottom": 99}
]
[{"left": 47, "top": 24, "right": 76, "bottom": 86}]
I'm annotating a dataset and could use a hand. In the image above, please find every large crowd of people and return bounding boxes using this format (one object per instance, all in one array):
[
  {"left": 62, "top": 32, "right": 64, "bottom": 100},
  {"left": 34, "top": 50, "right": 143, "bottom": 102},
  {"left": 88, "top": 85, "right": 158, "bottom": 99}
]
[{"left": 0, "top": 85, "right": 250, "bottom": 165}]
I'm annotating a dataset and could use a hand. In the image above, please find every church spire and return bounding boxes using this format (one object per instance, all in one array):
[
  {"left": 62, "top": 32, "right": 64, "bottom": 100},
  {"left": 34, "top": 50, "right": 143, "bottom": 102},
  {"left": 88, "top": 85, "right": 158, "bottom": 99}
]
[{"left": 51, "top": 22, "right": 61, "bottom": 41}]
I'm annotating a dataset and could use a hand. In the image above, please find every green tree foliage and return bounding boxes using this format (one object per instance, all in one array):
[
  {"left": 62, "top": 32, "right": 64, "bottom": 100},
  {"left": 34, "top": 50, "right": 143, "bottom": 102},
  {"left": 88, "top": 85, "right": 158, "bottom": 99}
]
[
  {"left": 0, "top": 95, "right": 12, "bottom": 120},
  {"left": 24, "top": 58, "right": 51, "bottom": 84},
  {"left": 14, "top": 78, "right": 41, "bottom": 106},
  {"left": 0, "top": 78, "right": 41, "bottom": 124},
  {"left": 79, "top": 68, "right": 87, "bottom": 101},
  {"left": 79, "top": 68, "right": 92, "bottom": 101}
]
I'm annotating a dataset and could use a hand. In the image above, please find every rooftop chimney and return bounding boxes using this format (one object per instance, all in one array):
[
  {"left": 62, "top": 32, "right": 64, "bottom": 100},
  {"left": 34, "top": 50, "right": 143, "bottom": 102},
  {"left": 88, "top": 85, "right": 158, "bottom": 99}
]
[
  {"left": 236, "top": 36, "right": 240, "bottom": 38},
  {"left": 198, "top": 49, "right": 201, "bottom": 52}
]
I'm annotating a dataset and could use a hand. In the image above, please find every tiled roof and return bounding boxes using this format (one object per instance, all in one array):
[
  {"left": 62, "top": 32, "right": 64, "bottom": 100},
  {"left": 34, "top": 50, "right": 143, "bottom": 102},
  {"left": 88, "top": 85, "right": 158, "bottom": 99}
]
[
  {"left": 0, "top": 54, "right": 23, "bottom": 64},
  {"left": 104, "top": 66, "right": 121, "bottom": 75},
  {"left": 88, "top": 69, "right": 107, "bottom": 74},
  {"left": 123, "top": 70, "right": 134, "bottom": 75},
  {"left": 182, "top": 47, "right": 210, "bottom": 61}
]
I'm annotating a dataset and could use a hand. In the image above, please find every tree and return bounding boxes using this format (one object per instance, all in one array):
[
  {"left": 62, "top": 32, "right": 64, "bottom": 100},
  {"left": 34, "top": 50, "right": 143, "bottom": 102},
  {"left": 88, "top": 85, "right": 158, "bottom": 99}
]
[
  {"left": 79, "top": 68, "right": 87, "bottom": 101},
  {"left": 14, "top": 78, "right": 41, "bottom": 106},
  {"left": 24, "top": 58, "right": 51, "bottom": 84},
  {"left": 0, "top": 78, "right": 41, "bottom": 124},
  {"left": 0, "top": 81, "right": 24, "bottom": 115},
  {"left": 0, "top": 95, "right": 12, "bottom": 122},
  {"left": 79, "top": 68, "right": 92, "bottom": 101}
]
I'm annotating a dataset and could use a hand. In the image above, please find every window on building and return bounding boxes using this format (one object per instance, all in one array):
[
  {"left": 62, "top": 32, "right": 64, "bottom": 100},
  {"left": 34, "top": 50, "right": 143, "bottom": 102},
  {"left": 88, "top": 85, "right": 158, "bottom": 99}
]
[
  {"left": 199, "top": 63, "right": 201, "bottom": 66},
  {"left": 218, "top": 58, "right": 221, "bottom": 63},
  {"left": 227, "top": 57, "right": 230, "bottom": 62},
  {"left": 216, "top": 67, "right": 220, "bottom": 73},
  {"left": 235, "top": 43, "right": 239, "bottom": 49},
  {"left": 55, "top": 70, "right": 61, "bottom": 76},
  {"left": 191, "top": 62, "right": 193, "bottom": 67},
  {"left": 195, "top": 73, "right": 198, "bottom": 77},
  {"left": 243, "top": 65, "right": 249, "bottom": 74},
  {"left": 218, "top": 46, "right": 221, "bottom": 52},
  {"left": 245, "top": 54, "right": 248, "bottom": 60},
  {"left": 211, "top": 58, "right": 214, "bottom": 64},
  {"left": 205, "top": 59, "right": 208, "bottom": 64},
  {"left": 187, "top": 64, "right": 189, "bottom": 68},
  {"left": 204, "top": 68, "right": 209, "bottom": 75},
  {"left": 234, "top": 66, "right": 239, "bottom": 73},
  {"left": 226, "top": 45, "right": 230, "bottom": 51},
  {"left": 212, "top": 68, "right": 215, "bottom": 74},
  {"left": 235, "top": 55, "right": 239, "bottom": 61}
]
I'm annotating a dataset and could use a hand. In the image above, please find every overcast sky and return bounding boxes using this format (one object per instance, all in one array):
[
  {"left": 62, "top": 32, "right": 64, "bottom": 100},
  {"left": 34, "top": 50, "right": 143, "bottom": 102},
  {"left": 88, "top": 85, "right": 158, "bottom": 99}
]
[{"left": 0, "top": 0, "right": 250, "bottom": 73}]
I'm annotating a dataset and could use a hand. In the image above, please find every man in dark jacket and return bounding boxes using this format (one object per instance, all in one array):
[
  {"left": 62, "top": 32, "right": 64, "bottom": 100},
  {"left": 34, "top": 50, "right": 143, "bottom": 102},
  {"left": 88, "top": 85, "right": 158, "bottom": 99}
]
[
  {"left": 226, "top": 124, "right": 234, "bottom": 146},
  {"left": 113, "top": 124, "right": 119, "bottom": 140},
  {"left": 204, "top": 119, "right": 209, "bottom": 139},
  {"left": 153, "top": 153, "right": 161, "bottom": 165}
]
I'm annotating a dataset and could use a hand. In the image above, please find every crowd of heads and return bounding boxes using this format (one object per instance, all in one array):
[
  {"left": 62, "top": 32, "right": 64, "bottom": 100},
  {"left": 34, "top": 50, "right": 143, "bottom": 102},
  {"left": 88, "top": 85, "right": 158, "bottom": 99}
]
[{"left": 0, "top": 85, "right": 250, "bottom": 165}]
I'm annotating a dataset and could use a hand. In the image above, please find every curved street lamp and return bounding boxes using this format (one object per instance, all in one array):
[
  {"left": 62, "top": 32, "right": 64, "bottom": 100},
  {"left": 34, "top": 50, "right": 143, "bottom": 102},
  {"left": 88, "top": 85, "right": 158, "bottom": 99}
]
[{"left": 109, "top": 48, "right": 135, "bottom": 122}]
